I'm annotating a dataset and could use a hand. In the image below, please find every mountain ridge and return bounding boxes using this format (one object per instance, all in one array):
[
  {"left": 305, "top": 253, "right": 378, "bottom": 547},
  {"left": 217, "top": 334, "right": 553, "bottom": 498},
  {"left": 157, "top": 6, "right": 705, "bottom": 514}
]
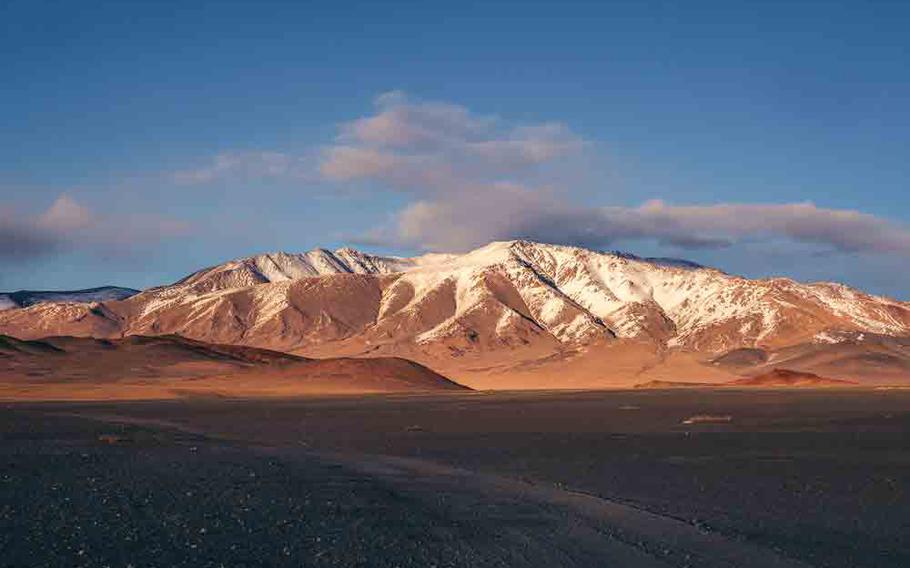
[
  {"left": 0, "top": 286, "right": 140, "bottom": 311},
  {"left": 1, "top": 240, "right": 908, "bottom": 388}
]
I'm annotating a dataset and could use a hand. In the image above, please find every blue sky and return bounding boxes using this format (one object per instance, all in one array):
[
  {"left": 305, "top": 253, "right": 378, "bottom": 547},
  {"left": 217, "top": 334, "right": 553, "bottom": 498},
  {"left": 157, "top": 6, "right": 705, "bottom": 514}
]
[{"left": 2, "top": 0, "right": 909, "bottom": 297}]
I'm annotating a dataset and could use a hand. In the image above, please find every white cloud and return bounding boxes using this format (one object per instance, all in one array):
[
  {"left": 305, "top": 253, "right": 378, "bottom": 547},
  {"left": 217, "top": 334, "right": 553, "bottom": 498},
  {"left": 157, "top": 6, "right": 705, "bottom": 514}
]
[
  {"left": 320, "top": 146, "right": 409, "bottom": 181},
  {"left": 321, "top": 92, "right": 587, "bottom": 194},
  {"left": 339, "top": 91, "right": 495, "bottom": 149},
  {"left": 174, "top": 92, "right": 587, "bottom": 195},
  {"left": 466, "top": 123, "right": 586, "bottom": 167},
  {"left": 169, "top": 92, "right": 910, "bottom": 264},
  {"left": 321, "top": 93, "right": 910, "bottom": 258},
  {"left": 37, "top": 194, "right": 94, "bottom": 232},
  {"left": 319, "top": 146, "right": 455, "bottom": 190}
]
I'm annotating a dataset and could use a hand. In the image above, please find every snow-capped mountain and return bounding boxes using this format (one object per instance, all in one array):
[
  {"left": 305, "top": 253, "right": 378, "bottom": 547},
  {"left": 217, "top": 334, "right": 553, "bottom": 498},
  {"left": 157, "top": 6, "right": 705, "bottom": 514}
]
[
  {"left": 0, "top": 286, "right": 139, "bottom": 311},
  {"left": 169, "top": 249, "right": 414, "bottom": 294},
  {"left": 1, "top": 241, "right": 908, "bottom": 387},
  {"left": 131, "top": 240, "right": 907, "bottom": 349}
]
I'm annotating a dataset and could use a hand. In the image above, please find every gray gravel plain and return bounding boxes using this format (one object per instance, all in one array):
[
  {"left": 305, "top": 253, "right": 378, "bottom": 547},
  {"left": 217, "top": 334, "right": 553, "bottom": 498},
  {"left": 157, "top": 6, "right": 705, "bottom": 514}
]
[{"left": 2, "top": 389, "right": 907, "bottom": 567}]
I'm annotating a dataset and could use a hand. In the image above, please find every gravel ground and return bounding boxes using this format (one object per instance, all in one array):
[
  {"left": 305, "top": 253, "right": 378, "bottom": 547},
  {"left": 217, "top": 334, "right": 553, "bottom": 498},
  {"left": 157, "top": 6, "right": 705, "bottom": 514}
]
[
  {"left": 2, "top": 390, "right": 908, "bottom": 567},
  {"left": 0, "top": 412, "right": 508, "bottom": 568}
]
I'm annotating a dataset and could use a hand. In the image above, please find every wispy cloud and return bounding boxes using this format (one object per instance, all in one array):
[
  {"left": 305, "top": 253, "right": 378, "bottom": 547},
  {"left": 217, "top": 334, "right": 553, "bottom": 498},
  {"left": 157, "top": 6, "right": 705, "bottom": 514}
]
[
  {"left": 36, "top": 194, "right": 94, "bottom": 232},
  {"left": 390, "top": 195, "right": 910, "bottom": 254},
  {"left": 607, "top": 201, "right": 910, "bottom": 254},
  {"left": 0, "top": 194, "right": 191, "bottom": 262},
  {"left": 173, "top": 151, "right": 313, "bottom": 184},
  {"left": 172, "top": 92, "right": 586, "bottom": 194}
]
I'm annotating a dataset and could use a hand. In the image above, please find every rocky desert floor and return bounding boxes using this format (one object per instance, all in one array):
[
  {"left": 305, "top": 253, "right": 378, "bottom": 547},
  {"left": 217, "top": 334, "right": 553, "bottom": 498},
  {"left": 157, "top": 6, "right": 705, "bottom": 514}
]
[{"left": 2, "top": 389, "right": 908, "bottom": 567}]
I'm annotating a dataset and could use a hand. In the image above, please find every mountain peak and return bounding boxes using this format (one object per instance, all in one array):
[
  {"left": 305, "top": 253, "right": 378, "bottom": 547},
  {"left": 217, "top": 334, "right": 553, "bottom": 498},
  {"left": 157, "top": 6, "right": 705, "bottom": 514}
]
[{"left": 333, "top": 246, "right": 362, "bottom": 256}]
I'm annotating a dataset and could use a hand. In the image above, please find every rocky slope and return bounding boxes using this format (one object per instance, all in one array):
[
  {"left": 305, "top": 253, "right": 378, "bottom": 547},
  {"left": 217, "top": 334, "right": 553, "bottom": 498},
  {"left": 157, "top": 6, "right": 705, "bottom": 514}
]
[{"left": 1, "top": 240, "right": 908, "bottom": 387}]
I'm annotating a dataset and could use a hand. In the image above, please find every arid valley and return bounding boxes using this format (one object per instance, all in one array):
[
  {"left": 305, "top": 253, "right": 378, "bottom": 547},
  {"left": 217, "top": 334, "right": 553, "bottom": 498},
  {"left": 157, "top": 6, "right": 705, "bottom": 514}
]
[
  {"left": 2, "top": 241, "right": 910, "bottom": 566},
  {"left": 5, "top": 2, "right": 910, "bottom": 565}
]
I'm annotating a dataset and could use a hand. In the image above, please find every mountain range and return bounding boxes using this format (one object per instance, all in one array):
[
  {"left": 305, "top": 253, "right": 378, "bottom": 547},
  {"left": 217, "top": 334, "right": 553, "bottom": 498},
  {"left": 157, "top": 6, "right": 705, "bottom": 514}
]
[{"left": 2, "top": 240, "right": 909, "bottom": 389}]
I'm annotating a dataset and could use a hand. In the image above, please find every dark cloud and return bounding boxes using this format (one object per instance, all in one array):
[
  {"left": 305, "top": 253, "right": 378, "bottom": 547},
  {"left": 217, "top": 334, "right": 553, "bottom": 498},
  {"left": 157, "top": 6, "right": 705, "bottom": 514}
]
[
  {"left": 387, "top": 190, "right": 910, "bottom": 255},
  {"left": 0, "top": 194, "right": 191, "bottom": 264},
  {"left": 0, "top": 216, "right": 61, "bottom": 261}
]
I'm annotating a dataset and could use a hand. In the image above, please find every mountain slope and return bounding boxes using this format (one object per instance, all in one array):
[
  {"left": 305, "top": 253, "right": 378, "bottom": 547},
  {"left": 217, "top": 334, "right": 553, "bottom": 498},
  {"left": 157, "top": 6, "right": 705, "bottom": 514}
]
[
  {"left": 727, "top": 369, "right": 858, "bottom": 387},
  {"left": 119, "top": 240, "right": 910, "bottom": 352},
  {"left": 726, "top": 332, "right": 910, "bottom": 385},
  {"left": 0, "top": 286, "right": 139, "bottom": 311},
  {"left": 1, "top": 240, "right": 908, "bottom": 388},
  {"left": 171, "top": 249, "right": 412, "bottom": 293}
]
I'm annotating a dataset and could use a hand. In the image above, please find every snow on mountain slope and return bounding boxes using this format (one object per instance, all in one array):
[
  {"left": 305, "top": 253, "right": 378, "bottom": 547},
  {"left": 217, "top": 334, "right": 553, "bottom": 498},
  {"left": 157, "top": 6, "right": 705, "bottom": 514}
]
[
  {"left": 1, "top": 241, "right": 908, "bottom": 362},
  {"left": 0, "top": 301, "right": 124, "bottom": 338},
  {"left": 170, "top": 249, "right": 414, "bottom": 294},
  {"left": 378, "top": 242, "right": 612, "bottom": 347},
  {"left": 0, "top": 287, "right": 140, "bottom": 311},
  {"left": 102, "top": 242, "right": 612, "bottom": 352}
]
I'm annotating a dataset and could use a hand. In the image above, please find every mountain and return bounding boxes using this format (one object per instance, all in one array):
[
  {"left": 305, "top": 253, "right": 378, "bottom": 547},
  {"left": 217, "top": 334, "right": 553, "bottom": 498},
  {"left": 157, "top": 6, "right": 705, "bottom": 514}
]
[
  {"left": 170, "top": 249, "right": 414, "bottom": 293},
  {"left": 716, "top": 332, "right": 910, "bottom": 385},
  {"left": 635, "top": 369, "right": 858, "bottom": 388},
  {"left": 726, "top": 368, "right": 858, "bottom": 387},
  {"left": 0, "top": 334, "right": 466, "bottom": 400},
  {"left": 1, "top": 240, "right": 908, "bottom": 388},
  {"left": 0, "top": 286, "right": 139, "bottom": 311}
]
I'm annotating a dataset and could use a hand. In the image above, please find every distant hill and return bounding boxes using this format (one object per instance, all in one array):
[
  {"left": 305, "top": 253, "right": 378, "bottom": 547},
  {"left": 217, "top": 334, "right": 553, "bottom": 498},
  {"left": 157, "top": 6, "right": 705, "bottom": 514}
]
[
  {"left": 634, "top": 380, "right": 713, "bottom": 389},
  {"left": 0, "top": 334, "right": 467, "bottom": 401},
  {"left": 0, "top": 286, "right": 139, "bottom": 310},
  {"left": 727, "top": 369, "right": 858, "bottom": 387},
  {"left": 635, "top": 368, "right": 858, "bottom": 389}
]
